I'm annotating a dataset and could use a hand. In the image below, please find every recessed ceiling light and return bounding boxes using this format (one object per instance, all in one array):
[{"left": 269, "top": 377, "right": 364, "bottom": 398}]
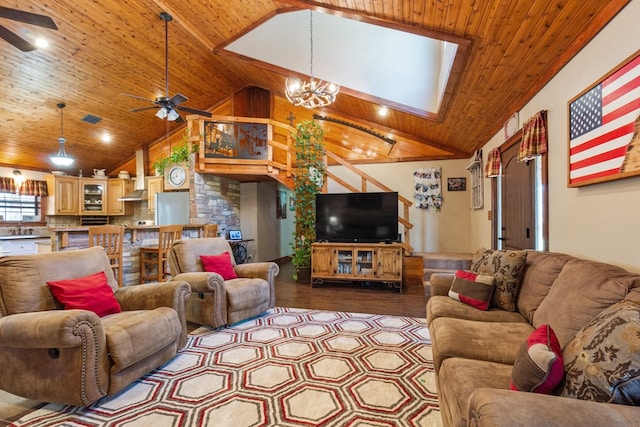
[
  {"left": 378, "top": 106, "right": 389, "bottom": 117},
  {"left": 101, "top": 132, "right": 112, "bottom": 143},
  {"left": 34, "top": 38, "right": 49, "bottom": 49}
]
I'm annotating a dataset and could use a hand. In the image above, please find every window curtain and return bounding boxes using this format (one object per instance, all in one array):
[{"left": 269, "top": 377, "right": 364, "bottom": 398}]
[
  {"left": 0, "top": 177, "right": 17, "bottom": 194},
  {"left": 485, "top": 148, "right": 502, "bottom": 177},
  {"left": 19, "top": 180, "right": 48, "bottom": 197},
  {"left": 518, "top": 110, "right": 548, "bottom": 161}
]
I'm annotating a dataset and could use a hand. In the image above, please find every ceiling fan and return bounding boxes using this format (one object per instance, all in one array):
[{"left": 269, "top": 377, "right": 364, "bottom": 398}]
[
  {"left": 0, "top": 6, "right": 58, "bottom": 52},
  {"left": 123, "top": 12, "right": 212, "bottom": 123}
]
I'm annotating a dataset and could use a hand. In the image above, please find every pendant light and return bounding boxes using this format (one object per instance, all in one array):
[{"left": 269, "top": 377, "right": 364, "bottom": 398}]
[
  {"left": 50, "top": 102, "right": 74, "bottom": 166},
  {"left": 285, "top": 10, "right": 339, "bottom": 109}
]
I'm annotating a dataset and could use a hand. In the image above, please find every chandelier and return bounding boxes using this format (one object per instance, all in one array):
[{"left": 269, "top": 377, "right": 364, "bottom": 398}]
[
  {"left": 50, "top": 102, "right": 74, "bottom": 167},
  {"left": 285, "top": 10, "right": 339, "bottom": 109}
]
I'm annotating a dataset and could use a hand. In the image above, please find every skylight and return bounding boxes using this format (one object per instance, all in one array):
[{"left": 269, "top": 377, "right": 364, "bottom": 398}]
[{"left": 224, "top": 10, "right": 459, "bottom": 117}]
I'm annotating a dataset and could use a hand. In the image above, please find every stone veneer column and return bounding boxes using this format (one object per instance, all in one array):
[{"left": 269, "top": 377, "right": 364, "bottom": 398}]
[{"left": 192, "top": 172, "right": 241, "bottom": 238}]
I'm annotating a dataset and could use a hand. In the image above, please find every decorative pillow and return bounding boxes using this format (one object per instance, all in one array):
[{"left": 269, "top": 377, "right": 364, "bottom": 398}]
[
  {"left": 561, "top": 300, "right": 640, "bottom": 405},
  {"left": 470, "top": 248, "right": 527, "bottom": 312},
  {"left": 448, "top": 270, "right": 495, "bottom": 310},
  {"left": 47, "top": 271, "right": 121, "bottom": 317},
  {"left": 510, "top": 324, "right": 564, "bottom": 394},
  {"left": 201, "top": 252, "right": 238, "bottom": 280}
]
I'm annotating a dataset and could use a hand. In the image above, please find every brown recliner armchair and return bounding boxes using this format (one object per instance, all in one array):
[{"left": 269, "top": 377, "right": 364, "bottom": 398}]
[
  {"left": 168, "top": 237, "right": 279, "bottom": 328},
  {"left": 0, "top": 246, "right": 191, "bottom": 407}
]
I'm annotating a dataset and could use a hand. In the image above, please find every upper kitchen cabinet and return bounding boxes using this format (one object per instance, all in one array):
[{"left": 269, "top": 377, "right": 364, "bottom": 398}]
[
  {"left": 146, "top": 176, "right": 163, "bottom": 215},
  {"left": 107, "top": 178, "right": 134, "bottom": 216},
  {"left": 79, "top": 178, "right": 107, "bottom": 215},
  {"left": 45, "top": 175, "right": 79, "bottom": 215}
]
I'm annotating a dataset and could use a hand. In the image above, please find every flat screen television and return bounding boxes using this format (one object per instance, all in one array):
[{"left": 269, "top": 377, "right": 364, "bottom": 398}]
[{"left": 315, "top": 192, "right": 399, "bottom": 243}]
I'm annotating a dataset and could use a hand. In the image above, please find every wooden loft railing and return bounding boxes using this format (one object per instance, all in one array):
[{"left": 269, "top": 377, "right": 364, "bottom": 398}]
[
  {"left": 187, "top": 115, "right": 413, "bottom": 254},
  {"left": 323, "top": 151, "right": 414, "bottom": 255},
  {"left": 187, "top": 115, "right": 295, "bottom": 186}
]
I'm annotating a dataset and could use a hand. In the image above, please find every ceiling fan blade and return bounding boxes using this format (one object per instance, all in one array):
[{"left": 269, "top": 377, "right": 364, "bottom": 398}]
[
  {"left": 177, "top": 105, "right": 213, "bottom": 117},
  {"left": 174, "top": 114, "right": 185, "bottom": 124},
  {"left": 129, "top": 106, "right": 159, "bottom": 113},
  {"left": 121, "top": 93, "right": 156, "bottom": 103},
  {"left": 0, "top": 24, "right": 36, "bottom": 51},
  {"left": 169, "top": 93, "right": 188, "bottom": 106},
  {"left": 0, "top": 7, "right": 58, "bottom": 30}
]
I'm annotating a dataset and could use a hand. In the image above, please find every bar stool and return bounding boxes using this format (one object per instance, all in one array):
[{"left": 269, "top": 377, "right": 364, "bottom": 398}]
[
  {"left": 88, "top": 224, "right": 125, "bottom": 286},
  {"left": 202, "top": 223, "right": 218, "bottom": 238},
  {"left": 140, "top": 225, "right": 183, "bottom": 282}
]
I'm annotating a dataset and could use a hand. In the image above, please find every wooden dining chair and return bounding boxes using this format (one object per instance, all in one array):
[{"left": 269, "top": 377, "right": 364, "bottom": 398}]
[
  {"left": 140, "top": 225, "right": 184, "bottom": 282},
  {"left": 202, "top": 223, "right": 219, "bottom": 238},
  {"left": 88, "top": 224, "right": 125, "bottom": 286}
]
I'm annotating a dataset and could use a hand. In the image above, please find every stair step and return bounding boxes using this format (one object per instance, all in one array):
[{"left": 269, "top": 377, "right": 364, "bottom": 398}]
[{"left": 415, "top": 252, "right": 473, "bottom": 270}]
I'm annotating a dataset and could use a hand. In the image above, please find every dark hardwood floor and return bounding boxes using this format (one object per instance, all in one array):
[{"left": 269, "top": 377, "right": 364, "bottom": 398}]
[{"left": 274, "top": 262, "right": 427, "bottom": 319}]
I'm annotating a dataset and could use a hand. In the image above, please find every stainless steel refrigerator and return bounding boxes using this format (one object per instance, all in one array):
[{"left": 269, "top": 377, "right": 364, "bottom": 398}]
[{"left": 155, "top": 192, "right": 190, "bottom": 225}]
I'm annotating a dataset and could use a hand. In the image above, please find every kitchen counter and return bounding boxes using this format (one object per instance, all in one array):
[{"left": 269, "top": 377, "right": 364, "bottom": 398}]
[
  {"left": 0, "top": 235, "right": 49, "bottom": 240},
  {"left": 47, "top": 225, "right": 206, "bottom": 286}
]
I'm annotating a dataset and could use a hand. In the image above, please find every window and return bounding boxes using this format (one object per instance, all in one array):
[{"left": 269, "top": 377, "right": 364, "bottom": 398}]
[{"left": 0, "top": 193, "right": 42, "bottom": 223}]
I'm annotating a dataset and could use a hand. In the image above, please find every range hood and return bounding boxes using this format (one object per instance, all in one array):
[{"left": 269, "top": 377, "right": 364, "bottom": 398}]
[{"left": 119, "top": 149, "right": 149, "bottom": 201}]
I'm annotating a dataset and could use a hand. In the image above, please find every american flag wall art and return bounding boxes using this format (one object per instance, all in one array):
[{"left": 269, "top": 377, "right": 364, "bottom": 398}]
[{"left": 568, "top": 50, "right": 640, "bottom": 187}]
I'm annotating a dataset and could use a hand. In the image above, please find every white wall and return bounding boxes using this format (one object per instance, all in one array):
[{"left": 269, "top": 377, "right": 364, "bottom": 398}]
[
  {"left": 327, "top": 159, "right": 472, "bottom": 253},
  {"left": 470, "top": 0, "right": 640, "bottom": 272}
]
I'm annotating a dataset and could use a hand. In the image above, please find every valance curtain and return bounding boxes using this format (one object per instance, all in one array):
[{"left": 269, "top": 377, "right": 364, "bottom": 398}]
[
  {"left": 0, "top": 177, "right": 17, "bottom": 194},
  {"left": 518, "top": 110, "right": 548, "bottom": 161},
  {"left": 0, "top": 178, "right": 48, "bottom": 196},
  {"left": 19, "top": 180, "right": 48, "bottom": 197},
  {"left": 485, "top": 148, "right": 502, "bottom": 177}
]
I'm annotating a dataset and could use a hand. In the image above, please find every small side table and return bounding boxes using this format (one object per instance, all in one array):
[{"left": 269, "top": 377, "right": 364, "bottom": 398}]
[{"left": 227, "top": 239, "right": 254, "bottom": 264}]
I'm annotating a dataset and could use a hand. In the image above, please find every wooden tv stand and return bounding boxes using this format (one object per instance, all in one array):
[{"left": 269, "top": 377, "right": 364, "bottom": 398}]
[{"left": 311, "top": 242, "right": 403, "bottom": 292}]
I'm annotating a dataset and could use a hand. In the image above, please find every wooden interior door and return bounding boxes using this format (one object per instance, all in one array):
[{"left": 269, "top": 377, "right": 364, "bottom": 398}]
[{"left": 500, "top": 143, "right": 535, "bottom": 250}]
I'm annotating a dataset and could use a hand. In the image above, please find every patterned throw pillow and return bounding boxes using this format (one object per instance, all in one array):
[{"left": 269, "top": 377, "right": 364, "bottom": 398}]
[
  {"left": 510, "top": 324, "right": 564, "bottom": 394},
  {"left": 470, "top": 248, "right": 527, "bottom": 311},
  {"left": 448, "top": 270, "right": 495, "bottom": 310},
  {"left": 562, "top": 300, "right": 640, "bottom": 405}
]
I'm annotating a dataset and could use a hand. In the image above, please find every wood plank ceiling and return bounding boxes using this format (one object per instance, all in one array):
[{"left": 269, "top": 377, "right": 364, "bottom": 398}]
[{"left": 0, "top": 0, "right": 630, "bottom": 176}]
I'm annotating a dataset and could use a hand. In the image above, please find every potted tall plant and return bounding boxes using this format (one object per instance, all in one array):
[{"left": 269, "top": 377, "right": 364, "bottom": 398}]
[{"left": 290, "top": 119, "right": 326, "bottom": 282}]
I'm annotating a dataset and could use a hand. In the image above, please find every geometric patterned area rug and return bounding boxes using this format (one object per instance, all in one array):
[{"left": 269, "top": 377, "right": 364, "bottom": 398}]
[{"left": 11, "top": 307, "right": 441, "bottom": 427}]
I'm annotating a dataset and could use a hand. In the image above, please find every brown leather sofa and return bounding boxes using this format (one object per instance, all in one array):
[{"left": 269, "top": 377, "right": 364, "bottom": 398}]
[
  {"left": 168, "top": 237, "right": 279, "bottom": 328},
  {"left": 0, "top": 247, "right": 191, "bottom": 406},
  {"left": 427, "top": 250, "right": 640, "bottom": 427}
]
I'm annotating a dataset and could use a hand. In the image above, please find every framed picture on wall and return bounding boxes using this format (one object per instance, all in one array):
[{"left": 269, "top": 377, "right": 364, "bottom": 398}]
[
  {"left": 567, "top": 49, "right": 640, "bottom": 187},
  {"left": 447, "top": 177, "right": 466, "bottom": 191},
  {"left": 276, "top": 191, "right": 287, "bottom": 219},
  {"left": 289, "top": 196, "right": 296, "bottom": 211}
]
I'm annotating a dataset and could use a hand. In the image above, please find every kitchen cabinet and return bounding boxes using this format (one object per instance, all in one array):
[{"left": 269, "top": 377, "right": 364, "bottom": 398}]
[
  {"left": 79, "top": 178, "right": 108, "bottom": 215},
  {"left": 45, "top": 175, "right": 79, "bottom": 215},
  {"left": 146, "top": 176, "right": 163, "bottom": 215},
  {"left": 311, "top": 242, "right": 403, "bottom": 292},
  {"left": 107, "top": 178, "right": 134, "bottom": 215},
  {"left": 0, "top": 238, "right": 41, "bottom": 255}
]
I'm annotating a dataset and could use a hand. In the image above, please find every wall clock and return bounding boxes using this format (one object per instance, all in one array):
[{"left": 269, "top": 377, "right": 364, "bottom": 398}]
[{"left": 164, "top": 163, "right": 189, "bottom": 190}]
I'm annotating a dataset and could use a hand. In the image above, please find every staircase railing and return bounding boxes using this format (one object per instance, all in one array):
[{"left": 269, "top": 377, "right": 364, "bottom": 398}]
[{"left": 323, "top": 151, "right": 413, "bottom": 254}]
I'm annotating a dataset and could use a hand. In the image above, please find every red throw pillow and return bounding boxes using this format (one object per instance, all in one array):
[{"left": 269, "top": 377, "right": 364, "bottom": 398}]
[
  {"left": 510, "top": 324, "right": 564, "bottom": 394},
  {"left": 448, "top": 269, "right": 495, "bottom": 310},
  {"left": 200, "top": 252, "right": 238, "bottom": 280},
  {"left": 47, "top": 271, "right": 121, "bottom": 317}
]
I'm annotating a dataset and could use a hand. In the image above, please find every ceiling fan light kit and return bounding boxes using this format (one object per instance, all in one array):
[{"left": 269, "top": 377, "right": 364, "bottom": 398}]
[
  {"left": 124, "top": 12, "right": 211, "bottom": 122},
  {"left": 285, "top": 10, "right": 339, "bottom": 109},
  {"left": 50, "top": 103, "right": 74, "bottom": 167}
]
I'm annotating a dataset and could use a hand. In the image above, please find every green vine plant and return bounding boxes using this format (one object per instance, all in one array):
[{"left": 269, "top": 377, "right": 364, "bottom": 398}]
[
  {"left": 153, "top": 131, "right": 199, "bottom": 176},
  {"left": 290, "top": 119, "right": 326, "bottom": 279}
]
